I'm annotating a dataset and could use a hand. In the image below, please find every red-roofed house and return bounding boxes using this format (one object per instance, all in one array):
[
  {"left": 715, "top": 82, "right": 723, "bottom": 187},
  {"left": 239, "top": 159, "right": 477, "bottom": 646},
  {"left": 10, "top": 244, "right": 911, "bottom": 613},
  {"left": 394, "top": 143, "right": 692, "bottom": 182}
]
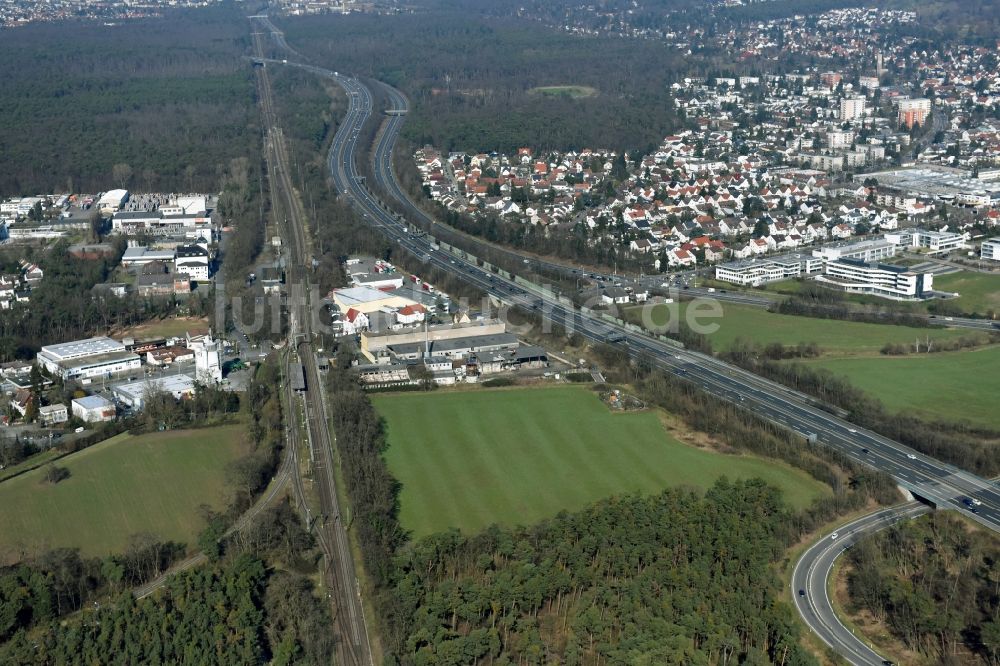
[{"left": 396, "top": 304, "right": 427, "bottom": 325}]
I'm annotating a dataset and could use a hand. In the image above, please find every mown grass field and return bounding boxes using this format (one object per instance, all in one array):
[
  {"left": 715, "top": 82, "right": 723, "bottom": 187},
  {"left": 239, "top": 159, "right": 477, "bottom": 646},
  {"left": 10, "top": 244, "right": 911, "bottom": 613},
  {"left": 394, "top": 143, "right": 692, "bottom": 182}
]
[
  {"left": 117, "top": 316, "right": 210, "bottom": 341},
  {"left": 933, "top": 272, "right": 1000, "bottom": 315},
  {"left": 528, "top": 85, "right": 598, "bottom": 98},
  {"left": 375, "top": 387, "right": 829, "bottom": 538},
  {"left": 801, "top": 346, "right": 1000, "bottom": 429},
  {"left": 0, "top": 424, "right": 247, "bottom": 560},
  {"left": 625, "top": 301, "right": 973, "bottom": 354}
]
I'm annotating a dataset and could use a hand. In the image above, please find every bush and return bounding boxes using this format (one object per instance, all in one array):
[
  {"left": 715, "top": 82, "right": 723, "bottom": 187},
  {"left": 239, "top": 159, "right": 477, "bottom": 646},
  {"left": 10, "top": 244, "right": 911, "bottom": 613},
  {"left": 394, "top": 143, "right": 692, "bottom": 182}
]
[{"left": 43, "top": 464, "right": 70, "bottom": 484}]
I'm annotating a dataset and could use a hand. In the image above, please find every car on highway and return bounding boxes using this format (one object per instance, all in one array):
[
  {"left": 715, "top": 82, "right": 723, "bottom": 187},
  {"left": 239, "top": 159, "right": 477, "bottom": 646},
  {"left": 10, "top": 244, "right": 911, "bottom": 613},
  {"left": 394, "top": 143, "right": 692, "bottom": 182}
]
[
  {"left": 861, "top": 448, "right": 869, "bottom": 454},
  {"left": 830, "top": 532, "right": 839, "bottom": 540},
  {"left": 906, "top": 453, "right": 917, "bottom": 460},
  {"left": 848, "top": 428, "right": 856, "bottom": 433},
  {"left": 798, "top": 589, "right": 806, "bottom": 597}
]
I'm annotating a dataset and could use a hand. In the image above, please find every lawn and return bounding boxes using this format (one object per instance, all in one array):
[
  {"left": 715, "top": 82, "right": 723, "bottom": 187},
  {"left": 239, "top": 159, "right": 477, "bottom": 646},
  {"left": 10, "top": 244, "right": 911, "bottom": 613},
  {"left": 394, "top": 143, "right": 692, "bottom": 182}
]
[
  {"left": 375, "top": 387, "right": 829, "bottom": 538},
  {"left": 528, "top": 85, "right": 598, "bottom": 98},
  {"left": 933, "top": 272, "right": 1000, "bottom": 316},
  {"left": 801, "top": 346, "right": 1000, "bottom": 430},
  {"left": 117, "top": 316, "right": 210, "bottom": 341},
  {"left": 625, "top": 301, "right": 973, "bottom": 354},
  {"left": 0, "top": 424, "right": 248, "bottom": 561}
]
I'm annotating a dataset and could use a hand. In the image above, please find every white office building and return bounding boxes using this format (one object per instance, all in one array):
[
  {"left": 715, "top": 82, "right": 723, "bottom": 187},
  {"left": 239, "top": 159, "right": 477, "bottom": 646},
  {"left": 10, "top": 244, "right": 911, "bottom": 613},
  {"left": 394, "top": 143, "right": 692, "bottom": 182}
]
[
  {"left": 715, "top": 253, "right": 823, "bottom": 286},
  {"left": 812, "top": 239, "right": 897, "bottom": 263},
  {"left": 817, "top": 258, "right": 934, "bottom": 300},
  {"left": 885, "top": 228, "right": 965, "bottom": 254},
  {"left": 982, "top": 238, "right": 1000, "bottom": 261}
]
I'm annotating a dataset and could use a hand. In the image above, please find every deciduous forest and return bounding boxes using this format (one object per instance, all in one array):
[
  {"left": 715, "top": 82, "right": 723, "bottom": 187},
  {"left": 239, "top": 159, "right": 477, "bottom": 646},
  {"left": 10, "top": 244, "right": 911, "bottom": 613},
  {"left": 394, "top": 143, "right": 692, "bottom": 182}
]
[
  {"left": 280, "top": 11, "right": 684, "bottom": 155},
  {"left": 846, "top": 513, "right": 1000, "bottom": 664},
  {"left": 0, "top": 5, "right": 258, "bottom": 196}
]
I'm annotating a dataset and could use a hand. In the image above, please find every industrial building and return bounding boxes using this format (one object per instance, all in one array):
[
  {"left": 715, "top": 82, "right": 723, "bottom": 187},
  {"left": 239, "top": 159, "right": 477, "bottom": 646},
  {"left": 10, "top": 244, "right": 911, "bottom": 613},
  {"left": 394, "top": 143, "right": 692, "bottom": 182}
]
[
  {"left": 329, "top": 285, "right": 417, "bottom": 316},
  {"left": 37, "top": 337, "right": 141, "bottom": 380},
  {"left": 71, "top": 395, "right": 117, "bottom": 422},
  {"left": 854, "top": 166, "right": 1000, "bottom": 206},
  {"left": 361, "top": 319, "right": 506, "bottom": 362},
  {"left": 112, "top": 374, "right": 197, "bottom": 410},
  {"left": 97, "top": 189, "right": 129, "bottom": 213}
]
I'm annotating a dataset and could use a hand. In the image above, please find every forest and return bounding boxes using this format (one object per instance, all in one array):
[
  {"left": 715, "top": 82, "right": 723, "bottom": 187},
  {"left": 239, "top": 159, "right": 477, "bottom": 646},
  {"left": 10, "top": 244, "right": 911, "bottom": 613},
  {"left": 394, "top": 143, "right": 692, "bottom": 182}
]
[
  {"left": 280, "top": 10, "right": 684, "bottom": 155},
  {"left": 0, "top": 4, "right": 258, "bottom": 196},
  {"left": 0, "top": 503, "right": 333, "bottom": 665},
  {"left": 845, "top": 513, "right": 1000, "bottom": 663}
]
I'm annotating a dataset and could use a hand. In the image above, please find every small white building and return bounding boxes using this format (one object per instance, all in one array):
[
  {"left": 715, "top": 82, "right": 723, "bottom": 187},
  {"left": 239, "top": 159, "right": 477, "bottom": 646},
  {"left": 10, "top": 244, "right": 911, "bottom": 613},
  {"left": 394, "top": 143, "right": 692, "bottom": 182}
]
[
  {"left": 98, "top": 189, "right": 129, "bottom": 214},
  {"left": 71, "top": 395, "right": 117, "bottom": 422}
]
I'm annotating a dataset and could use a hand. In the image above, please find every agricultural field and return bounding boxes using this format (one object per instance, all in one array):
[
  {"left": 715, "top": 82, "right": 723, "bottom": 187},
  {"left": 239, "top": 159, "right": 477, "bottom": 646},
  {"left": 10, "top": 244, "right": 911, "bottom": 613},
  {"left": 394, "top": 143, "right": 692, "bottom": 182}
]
[
  {"left": 375, "top": 387, "right": 828, "bottom": 538},
  {"left": 625, "top": 301, "right": 974, "bottom": 354},
  {"left": 801, "top": 346, "right": 1000, "bottom": 429},
  {"left": 528, "top": 85, "right": 598, "bottom": 98},
  {"left": 933, "top": 272, "right": 1000, "bottom": 316},
  {"left": 0, "top": 424, "right": 248, "bottom": 561}
]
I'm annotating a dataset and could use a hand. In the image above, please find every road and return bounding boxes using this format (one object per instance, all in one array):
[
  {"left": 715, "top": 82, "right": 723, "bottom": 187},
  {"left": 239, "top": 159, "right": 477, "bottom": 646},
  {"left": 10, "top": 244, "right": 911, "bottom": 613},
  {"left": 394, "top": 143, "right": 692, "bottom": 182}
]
[
  {"left": 251, "top": 21, "right": 374, "bottom": 666},
  {"left": 792, "top": 503, "right": 930, "bottom": 665}
]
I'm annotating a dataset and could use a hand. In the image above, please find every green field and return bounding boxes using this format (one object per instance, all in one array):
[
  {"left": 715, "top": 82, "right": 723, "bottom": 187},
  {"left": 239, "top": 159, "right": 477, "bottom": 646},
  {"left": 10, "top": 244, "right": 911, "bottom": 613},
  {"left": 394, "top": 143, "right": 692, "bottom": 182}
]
[
  {"left": 626, "top": 301, "right": 973, "bottom": 354},
  {"left": 528, "top": 85, "right": 598, "bottom": 98},
  {"left": 118, "top": 316, "right": 210, "bottom": 341},
  {"left": 0, "top": 425, "right": 248, "bottom": 560},
  {"left": 933, "top": 272, "right": 1000, "bottom": 315},
  {"left": 802, "top": 346, "right": 1000, "bottom": 429},
  {"left": 375, "top": 387, "right": 829, "bottom": 538}
]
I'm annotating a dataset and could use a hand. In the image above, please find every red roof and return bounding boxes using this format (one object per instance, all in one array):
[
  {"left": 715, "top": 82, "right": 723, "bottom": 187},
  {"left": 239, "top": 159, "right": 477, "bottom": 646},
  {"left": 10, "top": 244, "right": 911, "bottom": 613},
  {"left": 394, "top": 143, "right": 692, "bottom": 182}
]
[{"left": 398, "top": 304, "right": 426, "bottom": 316}]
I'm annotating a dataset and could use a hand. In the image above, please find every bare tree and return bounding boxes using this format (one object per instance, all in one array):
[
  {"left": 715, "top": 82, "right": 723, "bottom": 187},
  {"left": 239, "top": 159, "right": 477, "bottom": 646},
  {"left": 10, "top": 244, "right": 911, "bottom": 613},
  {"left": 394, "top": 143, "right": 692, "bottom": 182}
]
[{"left": 112, "top": 162, "right": 133, "bottom": 189}]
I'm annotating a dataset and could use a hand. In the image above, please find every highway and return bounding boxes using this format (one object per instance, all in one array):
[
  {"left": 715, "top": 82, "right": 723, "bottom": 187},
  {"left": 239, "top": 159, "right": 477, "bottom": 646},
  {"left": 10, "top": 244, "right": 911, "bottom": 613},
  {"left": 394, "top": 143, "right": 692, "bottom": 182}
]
[
  {"left": 251, "top": 21, "right": 374, "bottom": 666},
  {"left": 792, "top": 503, "right": 929, "bottom": 666}
]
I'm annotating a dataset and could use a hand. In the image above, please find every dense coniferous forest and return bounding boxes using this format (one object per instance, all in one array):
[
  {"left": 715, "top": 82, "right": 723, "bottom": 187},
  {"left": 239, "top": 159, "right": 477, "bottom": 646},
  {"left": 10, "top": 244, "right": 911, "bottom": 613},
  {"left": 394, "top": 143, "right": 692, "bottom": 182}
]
[
  {"left": 846, "top": 513, "right": 1000, "bottom": 664},
  {"left": 0, "top": 4, "right": 259, "bottom": 196},
  {"left": 0, "top": 521, "right": 334, "bottom": 665}
]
